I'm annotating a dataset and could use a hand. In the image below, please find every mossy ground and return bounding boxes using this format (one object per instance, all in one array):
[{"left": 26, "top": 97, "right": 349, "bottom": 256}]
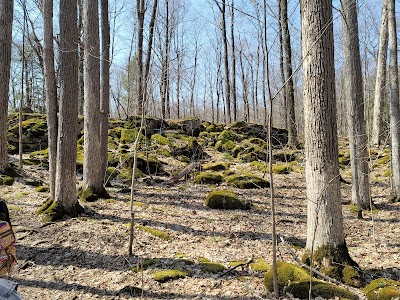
[
  {"left": 152, "top": 269, "right": 190, "bottom": 282},
  {"left": 79, "top": 186, "right": 110, "bottom": 202},
  {"left": 194, "top": 171, "right": 223, "bottom": 184},
  {"left": 136, "top": 224, "right": 171, "bottom": 241}
]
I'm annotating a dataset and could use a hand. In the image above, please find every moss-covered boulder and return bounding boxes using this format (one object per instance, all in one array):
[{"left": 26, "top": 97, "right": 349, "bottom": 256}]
[
  {"left": 364, "top": 278, "right": 400, "bottom": 300},
  {"left": 169, "top": 136, "right": 207, "bottom": 160},
  {"left": 287, "top": 280, "right": 357, "bottom": 299},
  {"left": 272, "top": 163, "right": 292, "bottom": 174},
  {"left": 172, "top": 117, "right": 203, "bottom": 136},
  {"left": 8, "top": 113, "right": 48, "bottom": 154},
  {"left": 195, "top": 172, "right": 223, "bottom": 184},
  {"left": 124, "top": 115, "right": 168, "bottom": 136},
  {"left": 200, "top": 262, "right": 225, "bottom": 273},
  {"left": 79, "top": 186, "right": 110, "bottom": 202},
  {"left": 263, "top": 262, "right": 357, "bottom": 299},
  {"left": 205, "top": 190, "right": 251, "bottom": 210},
  {"left": 202, "top": 162, "right": 229, "bottom": 171},
  {"left": 226, "top": 174, "right": 270, "bottom": 189},
  {"left": 264, "top": 262, "right": 309, "bottom": 292}
]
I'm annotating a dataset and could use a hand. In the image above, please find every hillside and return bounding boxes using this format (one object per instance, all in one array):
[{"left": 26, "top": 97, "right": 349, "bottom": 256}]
[{"left": 0, "top": 114, "right": 399, "bottom": 299}]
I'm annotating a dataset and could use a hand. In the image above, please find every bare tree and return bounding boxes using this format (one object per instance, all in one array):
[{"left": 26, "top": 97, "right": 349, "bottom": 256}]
[
  {"left": 230, "top": 0, "right": 237, "bottom": 121},
  {"left": 43, "top": 0, "right": 58, "bottom": 201},
  {"left": 387, "top": 0, "right": 400, "bottom": 201},
  {"left": 342, "top": 0, "right": 371, "bottom": 213},
  {"left": 100, "top": 0, "right": 110, "bottom": 187},
  {"left": 214, "top": 0, "right": 231, "bottom": 123},
  {"left": 39, "top": 0, "right": 83, "bottom": 220},
  {"left": 280, "top": 0, "right": 297, "bottom": 147},
  {"left": 301, "top": 0, "right": 357, "bottom": 280},
  {"left": 371, "top": 1, "right": 388, "bottom": 146},
  {"left": 0, "top": 0, "right": 14, "bottom": 173},
  {"left": 82, "top": 0, "right": 108, "bottom": 198}
]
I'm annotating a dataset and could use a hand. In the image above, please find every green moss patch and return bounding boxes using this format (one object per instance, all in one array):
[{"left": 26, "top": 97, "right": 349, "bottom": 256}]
[
  {"left": 195, "top": 172, "right": 223, "bottom": 184},
  {"left": 250, "top": 258, "right": 270, "bottom": 272},
  {"left": 200, "top": 262, "right": 225, "bottom": 273},
  {"left": 0, "top": 175, "right": 14, "bottom": 186},
  {"left": 205, "top": 190, "right": 251, "bottom": 210},
  {"left": 136, "top": 224, "right": 171, "bottom": 241},
  {"left": 272, "top": 163, "right": 292, "bottom": 174},
  {"left": 226, "top": 174, "right": 270, "bottom": 189},
  {"left": 152, "top": 269, "right": 189, "bottom": 282},
  {"left": 202, "top": 162, "right": 229, "bottom": 171},
  {"left": 35, "top": 186, "right": 50, "bottom": 193},
  {"left": 264, "top": 262, "right": 309, "bottom": 292},
  {"left": 288, "top": 280, "right": 357, "bottom": 300},
  {"left": 79, "top": 186, "right": 109, "bottom": 202},
  {"left": 364, "top": 278, "right": 400, "bottom": 300}
]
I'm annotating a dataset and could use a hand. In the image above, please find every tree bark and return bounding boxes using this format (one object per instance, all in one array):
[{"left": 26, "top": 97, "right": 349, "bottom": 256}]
[
  {"left": 83, "top": 0, "right": 107, "bottom": 197},
  {"left": 387, "top": 0, "right": 400, "bottom": 199},
  {"left": 43, "top": 0, "right": 58, "bottom": 201},
  {"left": 214, "top": 0, "right": 231, "bottom": 124},
  {"left": 371, "top": 2, "right": 388, "bottom": 146},
  {"left": 54, "top": 0, "right": 82, "bottom": 217},
  {"left": 342, "top": 0, "right": 371, "bottom": 212},
  {"left": 281, "top": 0, "right": 297, "bottom": 147},
  {"left": 230, "top": 0, "right": 237, "bottom": 122},
  {"left": 0, "top": 0, "right": 14, "bottom": 173},
  {"left": 301, "top": 0, "right": 348, "bottom": 257},
  {"left": 100, "top": 0, "right": 110, "bottom": 186}
]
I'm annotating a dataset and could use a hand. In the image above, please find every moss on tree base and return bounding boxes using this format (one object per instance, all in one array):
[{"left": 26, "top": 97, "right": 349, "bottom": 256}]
[
  {"left": 263, "top": 262, "right": 357, "bottom": 299},
  {"left": 79, "top": 186, "right": 110, "bottom": 202},
  {"left": 36, "top": 199, "right": 84, "bottom": 222},
  {"left": 302, "top": 243, "right": 362, "bottom": 287}
]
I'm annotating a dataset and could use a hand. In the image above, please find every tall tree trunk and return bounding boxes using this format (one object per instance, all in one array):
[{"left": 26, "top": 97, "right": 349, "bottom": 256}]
[
  {"left": 0, "top": 0, "right": 14, "bottom": 173},
  {"left": 230, "top": 0, "right": 237, "bottom": 122},
  {"left": 78, "top": 0, "right": 85, "bottom": 116},
  {"left": 342, "top": 0, "right": 371, "bottom": 212},
  {"left": 83, "top": 0, "right": 108, "bottom": 198},
  {"left": 136, "top": 0, "right": 144, "bottom": 116},
  {"left": 100, "top": 0, "right": 110, "bottom": 186},
  {"left": 43, "top": 0, "right": 58, "bottom": 201},
  {"left": 387, "top": 0, "right": 400, "bottom": 200},
  {"left": 281, "top": 0, "right": 297, "bottom": 147},
  {"left": 39, "top": 0, "right": 83, "bottom": 220},
  {"left": 214, "top": 0, "right": 231, "bottom": 123},
  {"left": 278, "top": 0, "right": 287, "bottom": 129},
  {"left": 301, "top": 0, "right": 356, "bottom": 276},
  {"left": 371, "top": 2, "right": 388, "bottom": 146}
]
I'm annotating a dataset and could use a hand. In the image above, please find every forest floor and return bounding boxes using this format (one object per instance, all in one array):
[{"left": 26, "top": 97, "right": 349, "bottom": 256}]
[{"left": 1, "top": 147, "right": 400, "bottom": 300}]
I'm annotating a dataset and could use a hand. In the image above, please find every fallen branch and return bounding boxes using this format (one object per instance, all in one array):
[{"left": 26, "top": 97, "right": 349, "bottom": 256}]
[{"left": 218, "top": 258, "right": 254, "bottom": 278}]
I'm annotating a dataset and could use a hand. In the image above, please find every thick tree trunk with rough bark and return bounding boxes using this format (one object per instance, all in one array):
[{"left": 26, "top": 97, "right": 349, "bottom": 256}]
[
  {"left": 0, "top": 0, "right": 13, "bottom": 173},
  {"left": 281, "top": 0, "right": 297, "bottom": 147},
  {"left": 387, "top": 0, "right": 400, "bottom": 199},
  {"left": 301, "top": 0, "right": 357, "bottom": 276},
  {"left": 371, "top": 2, "right": 388, "bottom": 146},
  {"left": 82, "top": 0, "right": 108, "bottom": 198},
  {"left": 38, "top": 0, "right": 83, "bottom": 221},
  {"left": 342, "top": 0, "right": 371, "bottom": 212},
  {"left": 100, "top": 0, "right": 110, "bottom": 187},
  {"left": 43, "top": 0, "right": 58, "bottom": 201}
]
